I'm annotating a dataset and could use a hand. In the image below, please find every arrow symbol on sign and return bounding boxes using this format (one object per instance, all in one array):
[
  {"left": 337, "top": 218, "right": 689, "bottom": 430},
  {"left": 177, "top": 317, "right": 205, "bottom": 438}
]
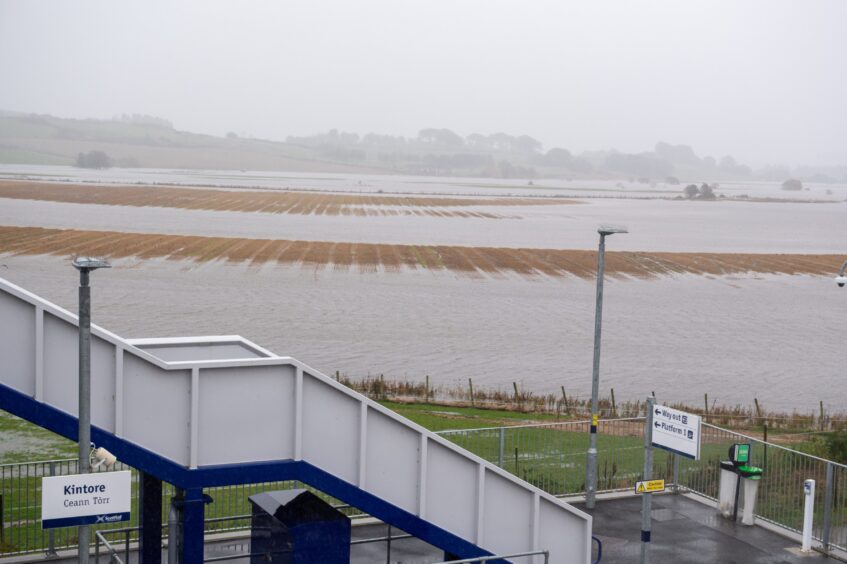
[
  {"left": 655, "top": 409, "right": 661, "bottom": 415},
  {"left": 654, "top": 422, "right": 660, "bottom": 428}
]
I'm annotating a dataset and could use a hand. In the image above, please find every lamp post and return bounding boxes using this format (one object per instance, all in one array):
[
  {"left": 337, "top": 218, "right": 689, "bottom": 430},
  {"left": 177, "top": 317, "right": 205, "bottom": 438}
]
[
  {"left": 72, "top": 257, "right": 110, "bottom": 564},
  {"left": 585, "top": 226, "right": 627, "bottom": 509}
]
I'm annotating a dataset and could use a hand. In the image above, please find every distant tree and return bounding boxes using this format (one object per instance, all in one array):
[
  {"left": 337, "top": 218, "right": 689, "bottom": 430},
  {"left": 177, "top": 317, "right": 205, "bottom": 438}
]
[
  {"left": 719, "top": 155, "right": 737, "bottom": 169},
  {"left": 683, "top": 184, "right": 699, "bottom": 199},
  {"left": 226, "top": 131, "right": 238, "bottom": 139},
  {"left": 654, "top": 142, "right": 701, "bottom": 166},
  {"left": 665, "top": 176, "right": 680, "bottom": 185},
  {"left": 465, "top": 133, "right": 491, "bottom": 150},
  {"left": 417, "top": 128, "right": 464, "bottom": 148},
  {"left": 488, "top": 132, "right": 514, "bottom": 152},
  {"left": 514, "top": 135, "right": 542, "bottom": 154},
  {"left": 75, "top": 150, "right": 112, "bottom": 169},
  {"left": 537, "top": 147, "right": 572, "bottom": 167},
  {"left": 698, "top": 183, "right": 715, "bottom": 199},
  {"left": 782, "top": 178, "right": 803, "bottom": 191}
]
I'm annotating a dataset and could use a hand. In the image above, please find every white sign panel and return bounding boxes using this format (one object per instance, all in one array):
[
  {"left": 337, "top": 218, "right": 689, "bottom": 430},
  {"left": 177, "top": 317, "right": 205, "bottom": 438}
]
[
  {"left": 651, "top": 405, "right": 701, "bottom": 460},
  {"left": 41, "top": 471, "right": 131, "bottom": 529}
]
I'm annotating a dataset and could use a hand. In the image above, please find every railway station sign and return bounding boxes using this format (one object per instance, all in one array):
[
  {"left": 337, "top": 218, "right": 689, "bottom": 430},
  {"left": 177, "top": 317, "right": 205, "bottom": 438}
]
[
  {"left": 41, "top": 471, "right": 131, "bottom": 529},
  {"left": 651, "top": 404, "right": 701, "bottom": 460}
]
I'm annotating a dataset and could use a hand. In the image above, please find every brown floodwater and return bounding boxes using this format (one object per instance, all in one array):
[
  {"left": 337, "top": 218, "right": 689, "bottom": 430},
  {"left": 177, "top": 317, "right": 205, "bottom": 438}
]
[{"left": 0, "top": 254, "right": 843, "bottom": 415}]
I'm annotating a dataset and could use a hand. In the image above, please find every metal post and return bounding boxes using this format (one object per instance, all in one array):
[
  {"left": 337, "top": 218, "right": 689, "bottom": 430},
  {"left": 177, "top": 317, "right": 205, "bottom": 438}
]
[
  {"left": 498, "top": 428, "right": 505, "bottom": 468},
  {"left": 47, "top": 461, "right": 57, "bottom": 556},
  {"left": 180, "top": 489, "right": 209, "bottom": 563},
  {"left": 585, "top": 233, "right": 606, "bottom": 509},
  {"left": 584, "top": 225, "right": 627, "bottom": 508},
  {"left": 78, "top": 268, "right": 91, "bottom": 564},
  {"left": 139, "top": 472, "right": 163, "bottom": 564},
  {"left": 73, "top": 258, "right": 109, "bottom": 564},
  {"left": 167, "top": 503, "right": 179, "bottom": 564},
  {"left": 386, "top": 524, "right": 392, "bottom": 564},
  {"left": 822, "top": 462, "right": 834, "bottom": 554},
  {"left": 640, "top": 396, "right": 655, "bottom": 564},
  {"left": 802, "top": 479, "right": 815, "bottom": 552},
  {"left": 672, "top": 454, "right": 679, "bottom": 494}
]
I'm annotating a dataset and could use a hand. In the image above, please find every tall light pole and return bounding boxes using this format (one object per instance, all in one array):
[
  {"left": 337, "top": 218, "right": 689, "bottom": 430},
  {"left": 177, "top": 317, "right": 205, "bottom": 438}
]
[
  {"left": 72, "top": 257, "right": 110, "bottom": 564},
  {"left": 585, "top": 225, "right": 627, "bottom": 509}
]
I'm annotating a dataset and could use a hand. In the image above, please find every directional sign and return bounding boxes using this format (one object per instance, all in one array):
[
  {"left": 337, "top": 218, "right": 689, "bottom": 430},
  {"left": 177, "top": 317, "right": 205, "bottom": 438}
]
[
  {"left": 41, "top": 471, "right": 131, "bottom": 529},
  {"left": 634, "top": 479, "right": 665, "bottom": 494},
  {"left": 651, "top": 404, "right": 701, "bottom": 460}
]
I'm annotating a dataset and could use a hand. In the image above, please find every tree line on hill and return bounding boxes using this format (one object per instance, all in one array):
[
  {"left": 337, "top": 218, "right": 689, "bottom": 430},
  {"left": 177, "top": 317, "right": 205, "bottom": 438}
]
[{"left": 284, "top": 128, "right": 787, "bottom": 182}]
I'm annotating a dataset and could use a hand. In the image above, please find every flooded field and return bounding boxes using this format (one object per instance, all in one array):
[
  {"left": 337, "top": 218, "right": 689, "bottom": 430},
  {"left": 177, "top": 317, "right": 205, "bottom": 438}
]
[
  {"left": 0, "top": 166, "right": 844, "bottom": 414},
  {"left": 2, "top": 164, "right": 846, "bottom": 201},
  {"left": 0, "top": 226, "right": 839, "bottom": 279},
  {"left": 0, "top": 254, "right": 842, "bottom": 414},
  {"left": 0, "top": 180, "right": 575, "bottom": 218}
]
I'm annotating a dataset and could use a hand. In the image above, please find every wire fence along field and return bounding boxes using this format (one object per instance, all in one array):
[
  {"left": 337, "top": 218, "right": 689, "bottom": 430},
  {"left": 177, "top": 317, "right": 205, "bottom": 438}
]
[{"left": 1, "top": 419, "right": 845, "bottom": 557}]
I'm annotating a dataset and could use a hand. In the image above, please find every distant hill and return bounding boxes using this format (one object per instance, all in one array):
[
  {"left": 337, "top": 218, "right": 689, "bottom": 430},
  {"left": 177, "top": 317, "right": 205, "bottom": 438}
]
[
  {"left": 4, "top": 111, "right": 831, "bottom": 184},
  {"left": 0, "top": 113, "right": 389, "bottom": 174}
]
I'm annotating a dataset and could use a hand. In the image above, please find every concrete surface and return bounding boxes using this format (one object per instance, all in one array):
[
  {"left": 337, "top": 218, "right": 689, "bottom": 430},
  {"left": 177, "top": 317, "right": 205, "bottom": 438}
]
[{"left": 576, "top": 493, "right": 832, "bottom": 563}]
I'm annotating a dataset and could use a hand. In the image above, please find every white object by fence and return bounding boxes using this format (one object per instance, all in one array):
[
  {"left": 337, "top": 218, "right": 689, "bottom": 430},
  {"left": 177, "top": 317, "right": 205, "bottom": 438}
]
[{"left": 802, "top": 479, "right": 815, "bottom": 552}]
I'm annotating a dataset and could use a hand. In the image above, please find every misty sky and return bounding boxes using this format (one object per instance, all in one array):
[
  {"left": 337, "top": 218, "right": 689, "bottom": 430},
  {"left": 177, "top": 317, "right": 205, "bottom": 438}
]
[{"left": 1, "top": 0, "right": 845, "bottom": 167}]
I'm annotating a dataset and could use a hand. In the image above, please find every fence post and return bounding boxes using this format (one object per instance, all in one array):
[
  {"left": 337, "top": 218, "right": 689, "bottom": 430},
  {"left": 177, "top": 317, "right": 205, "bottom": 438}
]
[
  {"left": 498, "top": 428, "right": 505, "bottom": 468},
  {"left": 610, "top": 388, "right": 617, "bottom": 418},
  {"left": 822, "top": 462, "right": 834, "bottom": 554},
  {"left": 47, "top": 461, "right": 57, "bottom": 556},
  {"left": 0, "top": 492, "right": 4, "bottom": 546},
  {"left": 672, "top": 454, "right": 679, "bottom": 494},
  {"left": 468, "top": 378, "right": 475, "bottom": 406}
]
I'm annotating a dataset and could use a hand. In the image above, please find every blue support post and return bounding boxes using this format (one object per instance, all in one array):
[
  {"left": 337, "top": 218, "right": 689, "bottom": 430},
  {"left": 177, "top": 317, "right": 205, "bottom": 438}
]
[
  {"left": 180, "top": 489, "right": 210, "bottom": 563},
  {"left": 139, "top": 472, "right": 163, "bottom": 564}
]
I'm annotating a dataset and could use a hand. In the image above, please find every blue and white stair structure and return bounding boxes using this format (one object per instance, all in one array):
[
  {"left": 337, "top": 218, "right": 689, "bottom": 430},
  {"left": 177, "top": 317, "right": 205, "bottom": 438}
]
[{"left": 0, "top": 277, "right": 592, "bottom": 563}]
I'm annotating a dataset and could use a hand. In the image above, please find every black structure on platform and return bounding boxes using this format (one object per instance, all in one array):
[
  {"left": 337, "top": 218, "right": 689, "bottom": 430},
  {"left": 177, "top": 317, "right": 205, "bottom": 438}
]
[{"left": 249, "top": 489, "right": 351, "bottom": 564}]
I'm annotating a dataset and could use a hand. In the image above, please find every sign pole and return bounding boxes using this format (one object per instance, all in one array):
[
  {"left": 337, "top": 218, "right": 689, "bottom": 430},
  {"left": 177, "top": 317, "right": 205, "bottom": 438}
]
[
  {"left": 77, "top": 267, "right": 92, "bottom": 564},
  {"left": 641, "top": 396, "right": 655, "bottom": 564},
  {"left": 72, "top": 258, "right": 110, "bottom": 564}
]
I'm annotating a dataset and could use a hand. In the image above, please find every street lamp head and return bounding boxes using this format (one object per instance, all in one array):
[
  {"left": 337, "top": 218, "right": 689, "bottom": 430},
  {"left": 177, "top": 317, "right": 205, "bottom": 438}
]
[
  {"left": 836, "top": 276, "right": 847, "bottom": 288},
  {"left": 72, "top": 257, "right": 111, "bottom": 272},
  {"left": 597, "top": 225, "right": 628, "bottom": 236}
]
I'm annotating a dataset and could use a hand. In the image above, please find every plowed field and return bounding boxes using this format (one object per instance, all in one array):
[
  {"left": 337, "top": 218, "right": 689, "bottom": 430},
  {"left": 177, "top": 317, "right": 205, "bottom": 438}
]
[
  {"left": 0, "top": 226, "right": 837, "bottom": 279},
  {"left": 0, "top": 181, "right": 576, "bottom": 218}
]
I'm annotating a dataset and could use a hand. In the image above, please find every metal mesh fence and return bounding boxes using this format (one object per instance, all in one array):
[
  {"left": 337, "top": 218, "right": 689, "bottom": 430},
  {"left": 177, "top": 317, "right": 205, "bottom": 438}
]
[{"left": 1, "top": 419, "right": 845, "bottom": 558}]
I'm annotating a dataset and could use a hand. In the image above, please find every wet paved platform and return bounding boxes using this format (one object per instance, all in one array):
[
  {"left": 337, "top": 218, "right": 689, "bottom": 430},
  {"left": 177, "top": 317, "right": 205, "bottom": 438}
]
[{"left": 575, "top": 493, "right": 831, "bottom": 563}]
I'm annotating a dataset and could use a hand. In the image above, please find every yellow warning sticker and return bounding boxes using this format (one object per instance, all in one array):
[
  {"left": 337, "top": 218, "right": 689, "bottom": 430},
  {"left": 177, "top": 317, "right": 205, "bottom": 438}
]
[
  {"left": 634, "top": 479, "right": 665, "bottom": 494},
  {"left": 592, "top": 414, "right": 599, "bottom": 426}
]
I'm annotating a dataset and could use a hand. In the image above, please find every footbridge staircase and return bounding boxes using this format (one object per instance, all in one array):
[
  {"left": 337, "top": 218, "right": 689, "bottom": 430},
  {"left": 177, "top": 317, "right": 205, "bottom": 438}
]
[{"left": 0, "top": 277, "right": 592, "bottom": 562}]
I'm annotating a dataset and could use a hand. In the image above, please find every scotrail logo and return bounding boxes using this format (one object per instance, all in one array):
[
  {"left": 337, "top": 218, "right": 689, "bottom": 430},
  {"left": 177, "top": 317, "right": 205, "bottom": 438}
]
[{"left": 96, "top": 514, "right": 123, "bottom": 524}]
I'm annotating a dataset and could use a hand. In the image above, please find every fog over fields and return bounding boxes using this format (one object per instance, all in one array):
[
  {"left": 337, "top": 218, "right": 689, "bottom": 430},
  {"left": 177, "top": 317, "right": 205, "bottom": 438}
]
[{"left": 0, "top": 1, "right": 845, "bottom": 413}]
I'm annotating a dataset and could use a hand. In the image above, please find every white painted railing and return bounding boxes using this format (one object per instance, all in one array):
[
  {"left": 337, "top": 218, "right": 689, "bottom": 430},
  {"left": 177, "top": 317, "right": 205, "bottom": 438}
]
[{"left": 0, "top": 277, "right": 592, "bottom": 563}]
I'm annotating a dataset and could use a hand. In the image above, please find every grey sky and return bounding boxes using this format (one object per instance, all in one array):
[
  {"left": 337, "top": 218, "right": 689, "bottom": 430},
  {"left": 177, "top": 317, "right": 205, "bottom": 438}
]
[{"left": 1, "top": 0, "right": 845, "bottom": 167}]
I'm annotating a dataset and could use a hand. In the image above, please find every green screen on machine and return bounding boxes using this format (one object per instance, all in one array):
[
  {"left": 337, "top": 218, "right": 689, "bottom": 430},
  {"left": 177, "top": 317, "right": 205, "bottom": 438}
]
[{"left": 732, "top": 444, "right": 750, "bottom": 464}]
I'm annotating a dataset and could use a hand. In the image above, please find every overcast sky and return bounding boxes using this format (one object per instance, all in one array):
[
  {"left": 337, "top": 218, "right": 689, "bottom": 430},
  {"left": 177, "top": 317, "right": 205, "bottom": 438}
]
[{"left": 1, "top": 0, "right": 845, "bottom": 167}]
